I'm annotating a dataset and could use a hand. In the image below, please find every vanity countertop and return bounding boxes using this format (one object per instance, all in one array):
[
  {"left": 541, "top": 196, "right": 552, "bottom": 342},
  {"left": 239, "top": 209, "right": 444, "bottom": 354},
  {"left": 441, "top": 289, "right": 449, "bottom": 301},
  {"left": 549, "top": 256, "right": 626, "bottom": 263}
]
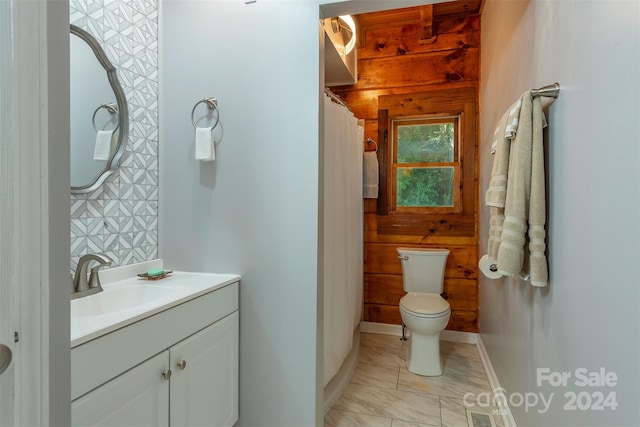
[{"left": 71, "top": 260, "right": 240, "bottom": 347}]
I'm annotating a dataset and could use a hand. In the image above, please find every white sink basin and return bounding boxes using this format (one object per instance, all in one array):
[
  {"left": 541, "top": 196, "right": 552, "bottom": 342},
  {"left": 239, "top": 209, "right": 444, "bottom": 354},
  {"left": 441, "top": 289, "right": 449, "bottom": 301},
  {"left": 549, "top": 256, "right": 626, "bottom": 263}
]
[
  {"left": 70, "top": 261, "right": 240, "bottom": 347},
  {"left": 71, "top": 284, "right": 178, "bottom": 318}
]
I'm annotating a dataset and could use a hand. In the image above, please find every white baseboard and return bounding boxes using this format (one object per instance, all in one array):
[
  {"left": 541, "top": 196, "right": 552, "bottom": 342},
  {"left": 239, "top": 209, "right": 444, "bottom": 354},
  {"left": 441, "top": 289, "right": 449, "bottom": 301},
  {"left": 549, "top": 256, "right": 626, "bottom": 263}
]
[
  {"left": 360, "top": 321, "right": 404, "bottom": 336},
  {"left": 359, "top": 321, "right": 478, "bottom": 344},
  {"left": 476, "top": 336, "right": 518, "bottom": 427}
]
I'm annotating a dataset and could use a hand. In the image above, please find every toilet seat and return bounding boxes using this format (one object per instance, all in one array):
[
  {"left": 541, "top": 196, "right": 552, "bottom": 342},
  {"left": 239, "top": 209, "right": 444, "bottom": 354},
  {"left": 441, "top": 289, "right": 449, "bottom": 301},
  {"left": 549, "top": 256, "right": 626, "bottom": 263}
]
[{"left": 400, "top": 292, "right": 450, "bottom": 318}]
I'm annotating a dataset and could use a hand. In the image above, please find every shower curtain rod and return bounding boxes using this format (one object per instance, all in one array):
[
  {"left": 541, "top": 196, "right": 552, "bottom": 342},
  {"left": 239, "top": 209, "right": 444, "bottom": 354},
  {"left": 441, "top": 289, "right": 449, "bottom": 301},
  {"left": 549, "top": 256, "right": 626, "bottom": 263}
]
[
  {"left": 324, "top": 88, "right": 351, "bottom": 111},
  {"left": 325, "top": 83, "right": 559, "bottom": 115}
]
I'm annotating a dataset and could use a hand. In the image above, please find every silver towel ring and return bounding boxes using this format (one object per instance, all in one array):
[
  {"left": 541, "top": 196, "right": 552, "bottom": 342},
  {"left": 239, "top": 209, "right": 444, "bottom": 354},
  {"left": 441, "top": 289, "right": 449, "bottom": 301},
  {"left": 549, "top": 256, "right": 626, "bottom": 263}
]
[
  {"left": 92, "top": 103, "right": 119, "bottom": 132},
  {"left": 191, "top": 97, "right": 220, "bottom": 129},
  {"left": 366, "top": 138, "right": 378, "bottom": 152}
]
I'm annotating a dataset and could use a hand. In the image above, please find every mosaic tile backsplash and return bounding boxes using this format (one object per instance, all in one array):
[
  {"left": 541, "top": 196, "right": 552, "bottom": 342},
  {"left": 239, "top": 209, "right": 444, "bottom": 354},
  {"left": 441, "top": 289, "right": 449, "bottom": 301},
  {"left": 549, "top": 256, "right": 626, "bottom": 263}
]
[{"left": 70, "top": 0, "right": 159, "bottom": 272}]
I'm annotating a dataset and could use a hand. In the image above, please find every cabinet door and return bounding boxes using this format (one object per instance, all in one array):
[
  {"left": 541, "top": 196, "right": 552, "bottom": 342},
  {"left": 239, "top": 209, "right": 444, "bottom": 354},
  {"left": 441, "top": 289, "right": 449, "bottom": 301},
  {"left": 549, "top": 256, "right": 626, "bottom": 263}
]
[
  {"left": 170, "top": 311, "right": 239, "bottom": 427},
  {"left": 72, "top": 351, "right": 169, "bottom": 427}
]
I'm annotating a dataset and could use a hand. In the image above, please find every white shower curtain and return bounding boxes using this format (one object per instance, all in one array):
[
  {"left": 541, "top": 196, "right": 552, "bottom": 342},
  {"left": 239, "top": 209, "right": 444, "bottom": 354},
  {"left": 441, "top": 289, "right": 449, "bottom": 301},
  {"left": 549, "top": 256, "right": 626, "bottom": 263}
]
[{"left": 323, "top": 95, "right": 363, "bottom": 387}]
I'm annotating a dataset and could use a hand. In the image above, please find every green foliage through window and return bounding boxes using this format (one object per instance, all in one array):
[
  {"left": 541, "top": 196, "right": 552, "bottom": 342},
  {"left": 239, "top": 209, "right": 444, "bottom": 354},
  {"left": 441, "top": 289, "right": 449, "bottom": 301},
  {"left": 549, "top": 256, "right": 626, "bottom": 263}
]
[
  {"left": 397, "top": 167, "right": 454, "bottom": 207},
  {"left": 393, "top": 119, "right": 457, "bottom": 208},
  {"left": 397, "top": 123, "right": 454, "bottom": 163}
]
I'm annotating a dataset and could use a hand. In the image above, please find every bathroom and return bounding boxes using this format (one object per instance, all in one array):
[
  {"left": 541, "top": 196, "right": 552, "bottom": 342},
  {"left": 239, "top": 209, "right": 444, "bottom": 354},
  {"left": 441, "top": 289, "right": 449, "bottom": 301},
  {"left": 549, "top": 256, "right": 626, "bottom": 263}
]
[{"left": 0, "top": 0, "right": 639, "bottom": 426}]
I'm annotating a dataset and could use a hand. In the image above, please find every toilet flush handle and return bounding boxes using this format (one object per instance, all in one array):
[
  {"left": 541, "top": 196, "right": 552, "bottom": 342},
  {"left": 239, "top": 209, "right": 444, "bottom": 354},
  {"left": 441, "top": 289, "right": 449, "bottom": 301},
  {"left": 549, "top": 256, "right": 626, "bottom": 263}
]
[{"left": 397, "top": 255, "right": 409, "bottom": 261}]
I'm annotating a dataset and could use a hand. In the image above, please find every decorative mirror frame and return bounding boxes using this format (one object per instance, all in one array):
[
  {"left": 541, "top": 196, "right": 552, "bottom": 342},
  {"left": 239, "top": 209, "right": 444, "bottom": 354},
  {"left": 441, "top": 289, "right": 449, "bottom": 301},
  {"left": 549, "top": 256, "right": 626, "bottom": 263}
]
[{"left": 70, "top": 24, "right": 129, "bottom": 193}]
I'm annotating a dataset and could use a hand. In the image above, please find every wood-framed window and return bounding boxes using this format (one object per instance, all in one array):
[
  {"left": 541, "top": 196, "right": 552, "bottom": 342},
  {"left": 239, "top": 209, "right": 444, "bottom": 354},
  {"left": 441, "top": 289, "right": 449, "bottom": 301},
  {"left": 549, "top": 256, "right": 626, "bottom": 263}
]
[
  {"left": 392, "top": 116, "right": 461, "bottom": 214},
  {"left": 376, "top": 87, "right": 477, "bottom": 231}
]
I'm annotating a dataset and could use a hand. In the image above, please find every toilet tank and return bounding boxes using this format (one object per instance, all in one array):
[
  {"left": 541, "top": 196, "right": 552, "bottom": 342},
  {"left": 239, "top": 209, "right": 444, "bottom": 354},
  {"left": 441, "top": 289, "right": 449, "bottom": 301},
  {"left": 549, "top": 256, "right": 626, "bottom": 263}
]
[{"left": 397, "top": 247, "right": 450, "bottom": 293}]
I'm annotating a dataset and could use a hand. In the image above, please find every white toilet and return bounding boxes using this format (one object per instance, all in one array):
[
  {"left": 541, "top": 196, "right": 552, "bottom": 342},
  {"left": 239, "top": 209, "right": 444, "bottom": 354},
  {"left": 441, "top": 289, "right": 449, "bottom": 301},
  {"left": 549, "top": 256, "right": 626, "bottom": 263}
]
[{"left": 397, "top": 247, "right": 451, "bottom": 376}]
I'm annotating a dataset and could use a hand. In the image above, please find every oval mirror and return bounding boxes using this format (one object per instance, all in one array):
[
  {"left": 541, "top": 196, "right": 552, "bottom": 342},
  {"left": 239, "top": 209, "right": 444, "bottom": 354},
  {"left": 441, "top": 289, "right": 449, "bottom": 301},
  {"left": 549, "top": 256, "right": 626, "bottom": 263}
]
[{"left": 70, "top": 24, "right": 128, "bottom": 193}]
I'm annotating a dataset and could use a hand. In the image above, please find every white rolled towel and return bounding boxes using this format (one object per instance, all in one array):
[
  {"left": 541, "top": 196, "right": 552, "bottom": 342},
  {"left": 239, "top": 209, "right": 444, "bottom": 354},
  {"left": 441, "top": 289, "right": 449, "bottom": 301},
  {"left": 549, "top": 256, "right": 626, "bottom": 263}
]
[
  {"left": 195, "top": 126, "right": 215, "bottom": 161},
  {"left": 93, "top": 130, "right": 114, "bottom": 160}
]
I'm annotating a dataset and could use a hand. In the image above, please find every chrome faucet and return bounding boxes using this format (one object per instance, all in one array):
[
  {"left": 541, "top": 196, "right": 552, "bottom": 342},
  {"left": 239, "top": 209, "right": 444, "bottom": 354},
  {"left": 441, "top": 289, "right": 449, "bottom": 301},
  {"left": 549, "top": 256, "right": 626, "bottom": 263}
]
[{"left": 71, "top": 253, "right": 113, "bottom": 299}]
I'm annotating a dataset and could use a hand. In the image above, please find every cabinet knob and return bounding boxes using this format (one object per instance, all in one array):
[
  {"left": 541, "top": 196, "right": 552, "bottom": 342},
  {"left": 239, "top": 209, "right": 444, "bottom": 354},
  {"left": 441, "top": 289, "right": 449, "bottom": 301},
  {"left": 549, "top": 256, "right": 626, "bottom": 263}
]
[
  {"left": 176, "top": 360, "right": 187, "bottom": 370},
  {"left": 162, "top": 369, "right": 172, "bottom": 380}
]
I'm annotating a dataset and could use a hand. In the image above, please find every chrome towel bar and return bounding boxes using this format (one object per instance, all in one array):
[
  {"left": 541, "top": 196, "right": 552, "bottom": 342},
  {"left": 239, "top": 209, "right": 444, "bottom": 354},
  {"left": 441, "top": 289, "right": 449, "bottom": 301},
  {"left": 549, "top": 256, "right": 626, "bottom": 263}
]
[{"left": 531, "top": 82, "right": 560, "bottom": 99}]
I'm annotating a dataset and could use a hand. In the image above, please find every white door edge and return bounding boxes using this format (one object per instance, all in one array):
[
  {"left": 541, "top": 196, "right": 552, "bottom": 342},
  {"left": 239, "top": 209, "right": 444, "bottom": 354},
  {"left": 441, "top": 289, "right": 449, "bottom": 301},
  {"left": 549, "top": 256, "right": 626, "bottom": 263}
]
[
  {"left": 11, "top": 1, "right": 71, "bottom": 426},
  {"left": 0, "top": 0, "right": 17, "bottom": 422},
  {"left": 12, "top": 1, "right": 46, "bottom": 425}
]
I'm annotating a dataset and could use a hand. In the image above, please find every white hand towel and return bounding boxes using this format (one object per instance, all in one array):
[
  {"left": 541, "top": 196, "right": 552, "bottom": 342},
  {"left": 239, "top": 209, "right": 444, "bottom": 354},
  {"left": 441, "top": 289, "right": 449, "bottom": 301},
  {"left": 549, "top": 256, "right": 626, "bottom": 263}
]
[
  {"left": 363, "top": 151, "right": 379, "bottom": 199},
  {"left": 93, "top": 130, "right": 114, "bottom": 161},
  {"left": 195, "top": 126, "right": 215, "bottom": 161}
]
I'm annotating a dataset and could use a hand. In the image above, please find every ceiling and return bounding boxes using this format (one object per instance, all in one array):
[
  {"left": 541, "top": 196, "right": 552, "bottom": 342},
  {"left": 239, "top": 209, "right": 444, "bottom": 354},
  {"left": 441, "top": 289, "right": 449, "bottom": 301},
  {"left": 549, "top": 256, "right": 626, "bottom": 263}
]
[
  {"left": 354, "top": 0, "right": 482, "bottom": 31},
  {"left": 324, "top": 0, "right": 483, "bottom": 86}
]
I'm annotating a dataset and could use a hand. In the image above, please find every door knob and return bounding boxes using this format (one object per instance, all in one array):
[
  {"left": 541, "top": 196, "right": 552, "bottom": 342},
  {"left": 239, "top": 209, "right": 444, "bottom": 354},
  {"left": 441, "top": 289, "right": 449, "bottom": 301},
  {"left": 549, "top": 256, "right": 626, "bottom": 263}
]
[
  {"left": 0, "top": 344, "right": 11, "bottom": 375},
  {"left": 176, "top": 360, "right": 187, "bottom": 370},
  {"left": 161, "top": 369, "right": 172, "bottom": 380}
]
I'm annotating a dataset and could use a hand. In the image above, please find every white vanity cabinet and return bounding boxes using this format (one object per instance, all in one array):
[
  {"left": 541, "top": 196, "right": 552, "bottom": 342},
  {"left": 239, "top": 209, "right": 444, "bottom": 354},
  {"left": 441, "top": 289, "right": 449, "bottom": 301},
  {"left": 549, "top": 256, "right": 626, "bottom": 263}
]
[
  {"left": 71, "top": 279, "right": 239, "bottom": 427},
  {"left": 72, "top": 351, "right": 169, "bottom": 426},
  {"left": 170, "top": 312, "right": 238, "bottom": 426}
]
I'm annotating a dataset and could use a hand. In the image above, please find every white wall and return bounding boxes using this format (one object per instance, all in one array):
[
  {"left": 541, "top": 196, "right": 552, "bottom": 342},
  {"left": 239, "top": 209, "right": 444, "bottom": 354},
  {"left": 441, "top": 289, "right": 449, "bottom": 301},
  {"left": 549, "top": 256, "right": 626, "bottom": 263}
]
[
  {"left": 160, "top": 2, "right": 323, "bottom": 425},
  {"left": 480, "top": 1, "right": 640, "bottom": 426},
  {"left": 159, "top": 1, "right": 439, "bottom": 425}
]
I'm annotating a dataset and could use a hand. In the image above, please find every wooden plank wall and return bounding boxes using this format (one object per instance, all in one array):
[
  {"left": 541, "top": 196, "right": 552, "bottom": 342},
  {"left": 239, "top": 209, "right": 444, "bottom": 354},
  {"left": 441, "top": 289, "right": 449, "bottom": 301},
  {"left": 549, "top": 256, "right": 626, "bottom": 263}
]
[{"left": 332, "top": 12, "right": 480, "bottom": 332}]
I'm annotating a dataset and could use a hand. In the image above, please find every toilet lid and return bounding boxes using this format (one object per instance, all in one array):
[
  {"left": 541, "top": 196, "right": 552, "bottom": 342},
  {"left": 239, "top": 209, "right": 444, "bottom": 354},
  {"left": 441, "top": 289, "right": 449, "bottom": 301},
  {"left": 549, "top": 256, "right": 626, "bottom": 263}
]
[{"left": 400, "top": 293, "right": 450, "bottom": 316}]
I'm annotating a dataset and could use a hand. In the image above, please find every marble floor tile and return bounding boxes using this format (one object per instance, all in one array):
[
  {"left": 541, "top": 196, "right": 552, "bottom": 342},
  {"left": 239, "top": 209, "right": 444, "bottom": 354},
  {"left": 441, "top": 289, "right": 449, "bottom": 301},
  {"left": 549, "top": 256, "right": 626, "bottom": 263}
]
[
  {"left": 332, "top": 384, "right": 441, "bottom": 426},
  {"left": 358, "top": 342, "right": 408, "bottom": 368},
  {"left": 441, "top": 340, "right": 483, "bottom": 364},
  {"left": 351, "top": 362, "right": 400, "bottom": 389},
  {"left": 390, "top": 420, "right": 435, "bottom": 427},
  {"left": 397, "top": 367, "right": 491, "bottom": 400},
  {"left": 440, "top": 341, "right": 486, "bottom": 376},
  {"left": 325, "top": 409, "right": 392, "bottom": 427},
  {"left": 327, "top": 333, "right": 497, "bottom": 427},
  {"left": 360, "top": 333, "right": 405, "bottom": 350},
  {"left": 440, "top": 396, "right": 504, "bottom": 427},
  {"left": 397, "top": 341, "right": 491, "bottom": 400}
]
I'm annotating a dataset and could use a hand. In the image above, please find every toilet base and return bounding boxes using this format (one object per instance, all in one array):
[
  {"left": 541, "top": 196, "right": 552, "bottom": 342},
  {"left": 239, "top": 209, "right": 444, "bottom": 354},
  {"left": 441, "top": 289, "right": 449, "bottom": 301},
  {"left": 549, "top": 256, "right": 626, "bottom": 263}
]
[{"left": 406, "top": 332, "right": 443, "bottom": 376}]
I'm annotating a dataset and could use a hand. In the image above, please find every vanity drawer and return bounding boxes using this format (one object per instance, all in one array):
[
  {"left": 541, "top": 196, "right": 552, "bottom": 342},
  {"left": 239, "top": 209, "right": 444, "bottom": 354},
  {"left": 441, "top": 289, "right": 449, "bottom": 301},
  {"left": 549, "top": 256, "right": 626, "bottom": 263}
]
[{"left": 71, "top": 281, "right": 238, "bottom": 400}]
